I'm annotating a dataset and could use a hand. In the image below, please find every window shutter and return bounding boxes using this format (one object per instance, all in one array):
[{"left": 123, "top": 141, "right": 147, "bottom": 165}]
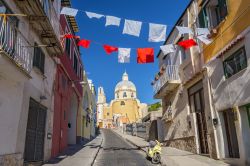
[
  {"left": 198, "top": 8, "right": 209, "bottom": 28},
  {"left": 33, "top": 43, "right": 39, "bottom": 68},
  {"left": 40, "top": 51, "right": 45, "bottom": 74},
  {"left": 218, "top": 0, "right": 228, "bottom": 21}
]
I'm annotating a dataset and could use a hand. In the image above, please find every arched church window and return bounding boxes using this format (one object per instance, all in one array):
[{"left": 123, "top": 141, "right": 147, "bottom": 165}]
[
  {"left": 123, "top": 92, "right": 127, "bottom": 98},
  {"left": 117, "top": 93, "right": 119, "bottom": 98},
  {"left": 131, "top": 93, "right": 134, "bottom": 98},
  {"left": 120, "top": 101, "right": 125, "bottom": 106}
]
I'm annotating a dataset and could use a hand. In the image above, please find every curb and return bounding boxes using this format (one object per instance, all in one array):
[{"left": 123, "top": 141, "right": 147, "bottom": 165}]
[{"left": 90, "top": 134, "right": 103, "bottom": 166}]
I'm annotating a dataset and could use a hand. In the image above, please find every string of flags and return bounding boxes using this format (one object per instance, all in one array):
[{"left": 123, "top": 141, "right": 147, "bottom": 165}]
[{"left": 60, "top": 7, "right": 213, "bottom": 64}]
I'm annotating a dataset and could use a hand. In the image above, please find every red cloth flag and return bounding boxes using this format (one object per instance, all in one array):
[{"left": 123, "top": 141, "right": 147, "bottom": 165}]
[
  {"left": 78, "top": 39, "right": 91, "bottom": 48},
  {"left": 137, "top": 48, "right": 154, "bottom": 64},
  {"left": 178, "top": 39, "right": 197, "bottom": 49},
  {"left": 103, "top": 45, "right": 118, "bottom": 54},
  {"left": 63, "top": 34, "right": 75, "bottom": 39}
]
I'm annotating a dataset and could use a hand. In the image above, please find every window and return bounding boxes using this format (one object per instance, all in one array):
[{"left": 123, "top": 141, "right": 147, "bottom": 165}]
[
  {"left": 107, "top": 112, "right": 110, "bottom": 116},
  {"left": 199, "top": 0, "right": 228, "bottom": 28},
  {"left": 223, "top": 47, "right": 247, "bottom": 78},
  {"left": 120, "top": 101, "right": 125, "bottom": 106},
  {"left": 33, "top": 43, "right": 45, "bottom": 74},
  {"left": 116, "top": 93, "right": 119, "bottom": 99},
  {"left": 131, "top": 93, "right": 134, "bottom": 98},
  {"left": 65, "top": 38, "right": 71, "bottom": 57},
  {"left": 123, "top": 92, "right": 127, "bottom": 98},
  {"left": 73, "top": 52, "right": 78, "bottom": 74}
]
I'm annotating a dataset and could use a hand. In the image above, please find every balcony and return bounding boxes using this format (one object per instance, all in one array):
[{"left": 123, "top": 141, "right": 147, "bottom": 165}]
[
  {"left": 153, "top": 65, "right": 181, "bottom": 99},
  {"left": 14, "top": 0, "right": 63, "bottom": 55},
  {"left": 0, "top": 16, "right": 32, "bottom": 76}
]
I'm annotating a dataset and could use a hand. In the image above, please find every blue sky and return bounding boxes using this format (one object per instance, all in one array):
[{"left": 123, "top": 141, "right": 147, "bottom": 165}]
[{"left": 71, "top": 0, "right": 190, "bottom": 104}]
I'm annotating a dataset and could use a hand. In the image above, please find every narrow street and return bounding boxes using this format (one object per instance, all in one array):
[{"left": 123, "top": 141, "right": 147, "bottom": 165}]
[{"left": 93, "top": 129, "right": 154, "bottom": 166}]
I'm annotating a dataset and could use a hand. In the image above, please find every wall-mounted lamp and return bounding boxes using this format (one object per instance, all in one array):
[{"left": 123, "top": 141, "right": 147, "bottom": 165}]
[{"left": 212, "top": 118, "right": 218, "bottom": 126}]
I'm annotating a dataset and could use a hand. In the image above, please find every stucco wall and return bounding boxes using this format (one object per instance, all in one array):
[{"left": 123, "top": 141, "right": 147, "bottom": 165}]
[
  {"left": 111, "top": 99, "right": 140, "bottom": 123},
  {"left": 208, "top": 30, "right": 250, "bottom": 111},
  {"left": 0, "top": 68, "right": 26, "bottom": 155}
]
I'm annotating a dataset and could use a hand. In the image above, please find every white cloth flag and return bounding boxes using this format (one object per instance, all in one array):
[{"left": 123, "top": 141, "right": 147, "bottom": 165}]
[
  {"left": 85, "top": 11, "right": 104, "bottom": 19},
  {"left": 160, "top": 44, "right": 176, "bottom": 55},
  {"left": 197, "top": 35, "right": 212, "bottom": 45},
  {"left": 149, "top": 23, "right": 167, "bottom": 42},
  {"left": 176, "top": 26, "right": 193, "bottom": 35},
  {"left": 118, "top": 48, "right": 131, "bottom": 63},
  {"left": 61, "top": 7, "right": 78, "bottom": 17},
  {"left": 196, "top": 28, "right": 210, "bottom": 36},
  {"left": 123, "top": 19, "right": 142, "bottom": 37},
  {"left": 105, "top": 16, "right": 121, "bottom": 27}
]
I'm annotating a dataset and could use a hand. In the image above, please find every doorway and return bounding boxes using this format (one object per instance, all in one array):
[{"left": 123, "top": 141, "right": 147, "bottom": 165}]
[
  {"left": 188, "top": 81, "right": 209, "bottom": 154},
  {"left": 67, "top": 93, "right": 78, "bottom": 145},
  {"left": 24, "top": 98, "right": 47, "bottom": 162},
  {"left": 223, "top": 109, "right": 240, "bottom": 158}
]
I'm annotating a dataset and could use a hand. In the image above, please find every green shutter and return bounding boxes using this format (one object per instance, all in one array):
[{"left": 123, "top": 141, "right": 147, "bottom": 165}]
[
  {"left": 218, "top": 0, "right": 228, "bottom": 21},
  {"left": 198, "top": 8, "right": 208, "bottom": 28}
]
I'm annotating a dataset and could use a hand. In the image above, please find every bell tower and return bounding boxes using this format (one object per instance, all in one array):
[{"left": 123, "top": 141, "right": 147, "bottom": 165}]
[{"left": 97, "top": 87, "right": 106, "bottom": 127}]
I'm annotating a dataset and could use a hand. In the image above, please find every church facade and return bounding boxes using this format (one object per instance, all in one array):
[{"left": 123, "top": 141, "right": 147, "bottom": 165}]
[{"left": 97, "top": 72, "right": 147, "bottom": 128}]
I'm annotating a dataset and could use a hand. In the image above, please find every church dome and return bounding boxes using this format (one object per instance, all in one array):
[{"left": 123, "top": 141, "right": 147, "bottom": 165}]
[{"left": 115, "top": 72, "right": 136, "bottom": 92}]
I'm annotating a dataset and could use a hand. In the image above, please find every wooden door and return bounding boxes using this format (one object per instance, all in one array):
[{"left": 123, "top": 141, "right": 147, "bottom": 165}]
[{"left": 223, "top": 110, "right": 240, "bottom": 158}]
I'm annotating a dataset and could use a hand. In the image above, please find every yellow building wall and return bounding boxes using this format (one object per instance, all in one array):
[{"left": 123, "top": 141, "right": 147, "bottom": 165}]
[
  {"left": 203, "top": 0, "right": 250, "bottom": 62},
  {"left": 111, "top": 99, "right": 139, "bottom": 123},
  {"left": 103, "top": 106, "right": 113, "bottom": 128}
]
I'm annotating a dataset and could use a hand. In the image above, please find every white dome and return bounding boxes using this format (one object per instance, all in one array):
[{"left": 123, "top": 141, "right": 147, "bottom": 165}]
[{"left": 115, "top": 72, "right": 136, "bottom": 92}]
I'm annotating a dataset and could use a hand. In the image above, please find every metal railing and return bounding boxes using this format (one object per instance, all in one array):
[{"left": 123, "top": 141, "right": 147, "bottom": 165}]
[
  {"left": 0, "top": 16, "right": 33, "bottom": 73},
  {"left": 48, "top": 4, "right": 61, "bottom": 41},
  {"left": 153, "top": 65, "right": 180, "bottom": 95}
]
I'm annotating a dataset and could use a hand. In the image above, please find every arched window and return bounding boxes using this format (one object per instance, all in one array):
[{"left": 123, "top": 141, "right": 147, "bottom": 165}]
[
  {"left": 123, "top": 92, "right": 127, "bottom": 98},
  {"left": 120, "top": 101, "right": 125, "bottom": 106},
  {"left": 131, "top": 93, "right": 134, "bottom": 98},
  {"left": 117, "top": 93, "right": 119, "bottom": 98}
]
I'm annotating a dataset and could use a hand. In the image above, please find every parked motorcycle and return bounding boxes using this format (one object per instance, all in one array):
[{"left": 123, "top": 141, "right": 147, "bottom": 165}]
[{"left": 146, "top": 140, "right": 162, "bottom": 164}]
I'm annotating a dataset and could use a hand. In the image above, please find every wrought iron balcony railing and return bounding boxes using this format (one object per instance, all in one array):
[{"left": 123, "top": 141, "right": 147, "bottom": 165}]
[
  {"left": 153, "top": 65, "right": 180, "bottom": 95},
  {"left": 0, "top": 16, "right": 33, "bottom": 73}
]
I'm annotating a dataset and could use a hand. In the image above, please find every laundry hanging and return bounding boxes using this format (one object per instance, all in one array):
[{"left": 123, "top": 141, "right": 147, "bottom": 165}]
[
  {"left": 123, "top": 19, "right": 142, "bottom": 37},
  {"left": 63, "top": 34, "right": 75, "bottom": 39},
  {"left": 176, "top": 26, "right": 193, "bottom": 35},
  {"left": 78, "top": 39, "right": 91, "bottom": 48},
  {"left": 61, "top": 7, "right": 78, "bottom": 17},
  {"left": 105, "top": 16, "right": 121, "bottom": 27},
  {"left": 160, "top": 44, "right": 176, "bottom": 55},
  {"left": 118, "top": 48, "right": 131, "bottom": 63},
  {"left": 178, "top": 39, "right": 197, "bottom": 49},
  {"left": 103, "top": 45, "right": 118, "bottom": 54},
  {"left": 149, "top": 23, "right": 167, "bottom": 42},
  {"left": 197, "top": 35, "right": 212, "bottom": 45},
  {"left": 137, "top": 48, "right": 154, "bottom": 64},
  {"left": 85, "top": 11, "right": 104, "bottom": 19},
  {"left": 196, "top": 28, "right": 210, "bottom": 36}
]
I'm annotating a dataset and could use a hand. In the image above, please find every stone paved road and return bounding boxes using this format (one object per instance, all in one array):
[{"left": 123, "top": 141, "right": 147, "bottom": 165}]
[{"left": 93, "top": 129, "right": 154, "bottom": 166}]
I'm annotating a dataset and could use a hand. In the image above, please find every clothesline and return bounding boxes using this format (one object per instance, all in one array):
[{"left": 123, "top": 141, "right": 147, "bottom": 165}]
[{"left": 76, "top": 9, "right": 177, "bottom": 27}]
